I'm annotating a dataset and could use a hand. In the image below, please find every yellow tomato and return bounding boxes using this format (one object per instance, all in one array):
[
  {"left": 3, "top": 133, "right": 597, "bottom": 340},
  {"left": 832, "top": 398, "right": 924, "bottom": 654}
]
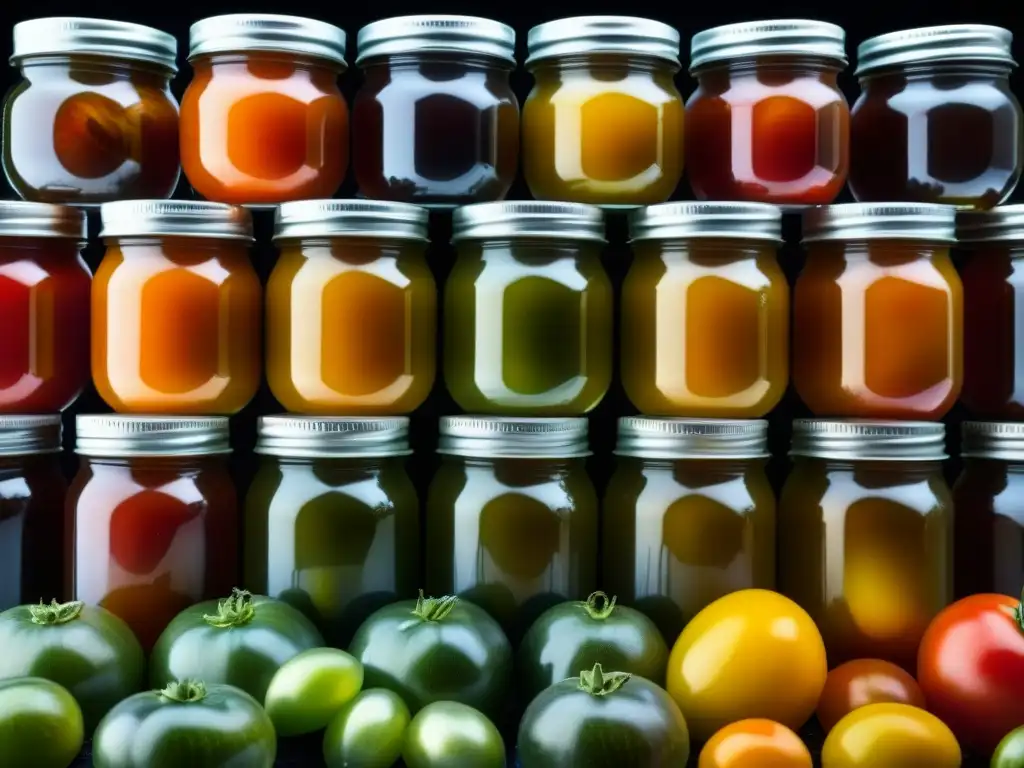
[
  {"left": 667, "top": 589, "right": 827, "bottom": 743},
  {"left": 821, "top": 703, "right": 961, "bottom": 768},
  {"left": 699, "top": 719, "right": 812, "bottom": 768}
]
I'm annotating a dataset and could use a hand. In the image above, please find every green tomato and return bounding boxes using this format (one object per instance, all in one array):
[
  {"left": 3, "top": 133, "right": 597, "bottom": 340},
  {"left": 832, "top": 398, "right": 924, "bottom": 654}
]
[
  {"left": 323, "top": 688, "right": 410, "bottom": 768},
  {"left": 264, "top": 647, "right": 363, "bottom": 737},
  {"left": 0, "top": 599, "right": 144, "bottom": 733},
  {"left": 517, "top": 664, "right": 690, "bottom": 767},
  {"left": 403, "top": 701, "right": 506, "bottom": 768},
  {"left": 0, "top": 677, "right": 83, "bottom": 768},
  {"left": 348, "top": 592, "right": 512, "bottom": 719},
  {"left": 518, "top": 592, "right": 669, "bottom": 702},
  {"left": 994, "top": 726, "right": 1024, "bottom": 768},
  {"left": 149, "top": 588, "right": 323, "bottom": 703},
  {"left": 92, "top": 680, "right": 275, "bottom": 768}
]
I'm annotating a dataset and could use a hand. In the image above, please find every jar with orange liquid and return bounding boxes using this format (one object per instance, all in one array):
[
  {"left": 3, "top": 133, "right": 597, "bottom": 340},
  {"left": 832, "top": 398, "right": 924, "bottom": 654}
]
[
  {"left": 522, "top": 16, "right": 684, "bottom": 207},
  {"left": 4, "top": 17, "right": 180, "bottom": 204},
  {"left": 622, "top": 202, "right": 788, "bottom": 417},
  {"left": 93, "top": 201, "right": 261, "bottom": 414},
  {"left": 794, "top": 203, "right": 962, "bottom": 419},
  {"left": 181, "top": 14, "right": 348, "bottom": 205},
  {"left": 68, "top": 415, "right": 237, "bottom": 650},
  {"left": 267, "top": 201, "right": 435, "bottom": 414},
  {"left": 779, "top": 420, "right": 952, "bottom": 671}
]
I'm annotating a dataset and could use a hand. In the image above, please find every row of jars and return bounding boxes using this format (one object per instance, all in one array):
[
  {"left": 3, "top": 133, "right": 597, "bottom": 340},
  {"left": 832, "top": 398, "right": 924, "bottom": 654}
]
[
  {"left": 5, "top": 15, "right": 1022, "bottom": 211},
  {"left": 3, "top": 197, "right": 1023, "bottom": 420},
  {"left": 0, "top": 412, "right": 1017, "bottom": 668}
]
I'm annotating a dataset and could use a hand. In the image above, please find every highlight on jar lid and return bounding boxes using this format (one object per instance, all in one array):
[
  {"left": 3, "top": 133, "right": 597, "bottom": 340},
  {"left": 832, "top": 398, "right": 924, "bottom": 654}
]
[
  {"left": 689, "top": 19, "right": 847, "bottom": 72},
  {"left": 99, "top": 200, "right": 254, "bottom": 241},
  {"left": 255, "top": 415, "right": 412, "bottom": 458},
  {"left": 0, "top": 415, "right": 62, "bottom": 456},
  {"left": 356, "top": 15, "right": 515, "bottom": 65},
  {"left": 790, "top": 419, "right": 947, "bottom": 461},
  {"left": 962, "top": 421, "right": 1024, "bottom": 461},
  {"left": 75, "top": 415, "right": 231, "bottom": 457},
  {"left": 957, "top": 204, "right": 1024, "bottom": 242},
  {"left": 525, "top": 16, "right": 680, "bottom": 68},
  {"left": 615, "top": 417, "right": 769, "bottom": 459},
  {"left": 0, "top": 201, "right": 86, "bottom": 239},
  {"left": 10, "top": 17, "right": 178, "bottom": 72},
  {"left": 451, "top": 201, "right": 606, "bottom": 242},
  {"left": 274, "top": 200, "right": 429, "bottom": 241},
  {"left": 856, "top": 24, "right": 1015, "bottom": 77},
  {"left": 801, "top": 203, "right": 957, "bottom": 243},
  {"left": 188, "top": 14, "right": 347, "bottom": 68},
  {"left": 437, "top": 416, "right": 591, "bottom": 458},
  {"left": 629, "top": 202, "right": 783, "bottom": 242}
]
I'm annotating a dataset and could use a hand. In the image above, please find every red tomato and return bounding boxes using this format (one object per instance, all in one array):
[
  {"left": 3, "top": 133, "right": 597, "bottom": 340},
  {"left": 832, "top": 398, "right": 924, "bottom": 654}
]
[
  {"left": 917, "top": 593, "right": 1024, "bottom": 755},
  {"left": 816, "top": 659, "right": 926, "bottom": 733}
]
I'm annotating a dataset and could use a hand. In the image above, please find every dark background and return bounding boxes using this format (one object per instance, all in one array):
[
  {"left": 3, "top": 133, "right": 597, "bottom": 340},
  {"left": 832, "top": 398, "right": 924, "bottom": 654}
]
[{"left": 0, "top": 0, "right": 1014, "bottom": 765}]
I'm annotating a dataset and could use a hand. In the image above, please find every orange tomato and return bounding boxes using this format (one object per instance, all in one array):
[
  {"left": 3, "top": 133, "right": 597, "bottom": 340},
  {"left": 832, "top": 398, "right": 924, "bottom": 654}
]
[
  {"left": 699, "top": 719, "right": 812, "bottom": 768},
  {"left": 816, "top": 659, "right": 926, "bottom": 733}
]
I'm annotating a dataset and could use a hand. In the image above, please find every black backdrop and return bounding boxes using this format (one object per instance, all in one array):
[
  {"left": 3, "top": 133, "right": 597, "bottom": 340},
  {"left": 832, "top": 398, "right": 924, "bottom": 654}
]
[{"left": 0, "top": 0, "right": 1014, "bottom": 765}]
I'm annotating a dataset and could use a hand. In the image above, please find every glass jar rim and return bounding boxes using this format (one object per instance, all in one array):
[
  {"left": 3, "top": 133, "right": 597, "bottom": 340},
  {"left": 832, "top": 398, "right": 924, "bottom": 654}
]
[
  {"left": 11, "top": 17, "right": 177, "bottom": 72},
  {"left": 357, "top": 15, "right": 515, "bottom": 66},
  {"left": 438, "top": 416, "right": 591, "bottom": 458},
  {"left": 630, "top": 202, "right": 783, "bottom": 243},
  {"left": 802, "top": 203, "right": 957, "bottom": 244},
  {"left": 615, "top": 417, "right": 769, "bottom": 459},
  {"left": 856, "top": 24, "right": 1015, "bottom": 77},
  {"left": 791, "top": 419, "right": 947, "bottom": 461},
  {"left": 274, "top": 200, "right": 429, "bottom": 242},
  {"left": 689, "top": 19, "right": 847, "bottom": 72},
  {"left": 75, "top": 415, "right": 231, "bottom": 457},
  {"left": 0, "top": 201, "right": 86, "bottom": 239},
  {"left": 957, "top": 205, "right": 1024, "bottom": 243},
  {"left": 962, "top": 422, "right": 1024, "bottom": 461},
  {"left": 0, "top": 416, "right": 62, "bottom": 456},
  {"left": 255, "top": 415, "right": 412, "bottom": 458},
  {"left": 99, "top": 201, "right": 254, "bottom": 241},
  {"left": 452, "top": 202, "right": 606, "bottom": 243},
  {"left": 189, "top": 14, "right": 347, "bottom": 69},
  {"left": 526, "top": 16, "right": 680, "bottom": 68}
]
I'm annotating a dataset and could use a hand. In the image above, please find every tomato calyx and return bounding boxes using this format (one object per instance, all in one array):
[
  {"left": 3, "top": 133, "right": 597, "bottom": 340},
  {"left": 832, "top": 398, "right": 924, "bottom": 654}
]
[
  {"left": 158, "top": 680, "right": 208, "bottom": 704},
  {"left": 578, "top": 664, "right": 632, "bottom": 697},
  {"left": 401, "top": 590, "right": 458, "bottom": 629},
  {"left": 581, "top": 591, "right": 617, "bottom": 621},
  {"left": 1014, "top": 588, "right": 1024, "bottom": 633},
  {"left": 202, "top": 588, "right": 256, "bottom": 629},
  {"left": 29, "top": 599, "right": 85, "bottom": 626}
]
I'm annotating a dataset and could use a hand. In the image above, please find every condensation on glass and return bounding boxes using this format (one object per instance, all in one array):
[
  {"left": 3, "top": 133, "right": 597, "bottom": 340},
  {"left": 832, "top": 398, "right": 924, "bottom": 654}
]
[
  {"left": 3, "top": 17, "right": 180, "bottom": 204},
  {"left": 795, "top": 203, "right": 963, "bottom": 419},
  {"left": 603, "top": 417, "right": 775, "bottom": 642},
  {"left": 353, "top": 15, "right": 519, "bottom": 207},
  {"left": 850, "top": 25, "right": 1023, "bottom": 210},
  {"left": 268, "top": 200, "right": 435, "bottom": 415},
  {"left": 779, "top": 420, "right": 953, "bottom": 671},
  {"left": 426, "top": 416, "right": 599, "bottom": 641},
  {"left": 245, "top": 416, "right": 420, "bottom": 648},
  {"left": 623, "top": 202, "right": 788, "bottom": 417},
  {"left": 686, "top": 20, "right": 849, "bottom": 207}
]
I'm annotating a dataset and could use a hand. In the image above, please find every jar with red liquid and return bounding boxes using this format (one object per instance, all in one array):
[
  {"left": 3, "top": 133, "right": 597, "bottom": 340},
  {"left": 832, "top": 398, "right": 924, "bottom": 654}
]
[
  {"left": 68, "top": 415, "right": 237, "bottom": 650},
  {"left": 686, "top": 20, "right": 849, "bottom": 206},
  {"left": 0, "top": 202, "right": 91, "bottom": 413}
]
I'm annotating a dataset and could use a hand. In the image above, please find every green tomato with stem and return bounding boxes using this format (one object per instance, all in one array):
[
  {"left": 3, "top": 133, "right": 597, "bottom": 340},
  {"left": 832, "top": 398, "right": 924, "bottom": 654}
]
[
  {"left": 264, "top": 647, "right": 363, "bottom": 737},
  {"left": 323, "top": 688, "right": 411, "bottom": 768},
  {"left": 0, "top": 677, "right": 83, "bottom": 768},
  {"left": 403, "top": 701, "right": 506, "bottom": 768}
]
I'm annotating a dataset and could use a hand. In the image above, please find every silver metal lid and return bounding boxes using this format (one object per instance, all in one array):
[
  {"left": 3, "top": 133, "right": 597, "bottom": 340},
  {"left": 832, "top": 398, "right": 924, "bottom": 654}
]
[
  {"left": 856, "top": 25, "right": 1015, "bottom": 77},
  {"left": 100, "top": 201, "right": 254, "bottom": 241},
  {"left": 189, "top": 14, "right": 347, "bottom": 68},
  {"left": 526, "top": 16, "right": 680, "bottom": 68},
  {"left": 11, "top": 17, "right": 178, "bottom": 72},
  {"left": 630, "top": 202, "right": 783, "bottom": 242},
  {"left": 255, "top": 416, "right": 411, "bottom": 458},
  {"left": 957, "top": 205, "right": 1024, "bottom": 243},
  {"left": 357, "top": 16, "right": 515, "bottom": 65},
  {"left": 616, "top": 417, "right": 769, "bottom": 459},
  {"left": 791, "top": 419, "right": 947, "bottom": 461},
  {"left": 274, "top": 200, "right": 429, "bottom": 241},
  {"left": 0, "top": 201, "right": 86, "bottom": 239},
  {"left": 75, "top": 415, "right": 231, "bottom": 457},
  {"left": 802, "top": 203, "right": 957, "bottom": 243},
  {"left": 0, "top": 416, "right": 62, "bottom": 456},
  {"left": 962, "top": 422, "right": 1024, "bottom": 461},
  {"left": 452, "top": 202, "right": 606, "bottom": 242},
  {"left": 438, "top": 416, "right": 590, "bottom": 458},
  {"left": 690, "top": 19, "right": 847, "bottom": 72}
]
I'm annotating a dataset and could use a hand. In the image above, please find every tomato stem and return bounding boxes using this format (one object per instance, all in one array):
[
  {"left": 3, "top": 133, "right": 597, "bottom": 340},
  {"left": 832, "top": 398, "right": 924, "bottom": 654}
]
[
  {"left": 582, "top": 591, "right": 617, "bottom": 621},
  {"left": 203, "top": 588, "right": 256, "bottom": 628},
  {"left": 578, "top": 663, "right": 632, "bottom": 696},
  {"left": 1016, "top": 587, "right": 1024, "bottom": 632},
  {"left": 28, "top": 599, "right": 84, "bottom": 626},
  {"left": 159, "top": 680, "right": 208, "bottom": 703},
  {"left": 407, "top": 589, "right": 459, "bottom": 625}
]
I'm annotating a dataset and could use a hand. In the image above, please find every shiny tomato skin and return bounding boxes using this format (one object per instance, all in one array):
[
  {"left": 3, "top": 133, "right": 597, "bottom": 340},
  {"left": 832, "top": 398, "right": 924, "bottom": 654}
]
[
  {"left": 816, "top": 659, "right": 925, "bottom": 734},
  {"left": 993, "top": 725, "right": 1024, "bottom": 768},
  {"left": 698, "top": 719, "right": 812, "bottom": 768},
  {"left": 917, "top": 593, "right": 1024, "bottom": 755},
  {"left": 0, "top": 677, "right": 84, "bottom": 767},
  {"left": 821, "top": 702, "right": 960, "bottom": 768}
]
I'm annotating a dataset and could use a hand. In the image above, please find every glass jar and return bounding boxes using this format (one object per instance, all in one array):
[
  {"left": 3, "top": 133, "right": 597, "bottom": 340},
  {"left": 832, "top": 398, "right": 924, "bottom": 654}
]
[
  {"left": 426, "top": 416, "right": 598, "bottom": 641},
  {"left": 686, "top": 20, "right": 849, "bottom": 206},
  {"left": 69, "top": 416, "right": 237, "bottom": 650},
  {"left": 181, "top": 14, "right": 348, "bottom": 205},
  {"left": 0, "top": 202, "right": 91, "bottom": 413},
  {"left": 522, "top": 16, "right": 684, "bottom": 207},
  {"left": 959, "top": 206, "right": 1024, "bottom": 417},
  {"left": 604, "top": 418, "right": 775, "bottom": 642},
  {"left": 623, "top": 203, "right": 788, "bottom": 417},
  {"left": 353, "top": 15, "right": 519, "bottom": 207},
  {"left": 794, "top": 204, "right": 963, "bottom": 419},
  {"left": 446, "top": 202, "right": 612, "bottom": 415},
  {"left": 268, "top": 201, "right": 436, "bottom": 415},
  {"left": 246, "top": 416, "right": 419, "bottom": 648},
  {"left": 94, "top": 201, "right": 261, "bottom": 414},
  {"left": 850, "top": 25, "right": 1023, "bottom": 210},
  {"left": 4, "top": 17, "right": 180, "bottom": 204},
  {"left": 0, "top": 416, "right": 66, "bottom": 610},
  {"left": 779, "top": 420, "right": 952, "bottom": 671}
]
